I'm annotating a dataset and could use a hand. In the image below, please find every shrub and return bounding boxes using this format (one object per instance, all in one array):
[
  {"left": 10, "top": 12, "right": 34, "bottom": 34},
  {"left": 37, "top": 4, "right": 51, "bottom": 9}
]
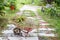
[
  {"left": 44, "top": 8, "right": 58, "bottom": 18},
  {"left": 55, "top": 0, "right": 60, "bottom": 6},
  {"left": 48, "top": 8, "right": 57, "bottom": 17},
  {"left": 0, "top": 0, "right": 5, "bottom": 16}
]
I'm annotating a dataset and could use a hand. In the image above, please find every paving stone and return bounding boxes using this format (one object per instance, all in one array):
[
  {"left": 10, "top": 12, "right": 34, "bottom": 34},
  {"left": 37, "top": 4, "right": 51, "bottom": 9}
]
[{"left": 0, "top": 37, "right": 38, "bottom": 40}]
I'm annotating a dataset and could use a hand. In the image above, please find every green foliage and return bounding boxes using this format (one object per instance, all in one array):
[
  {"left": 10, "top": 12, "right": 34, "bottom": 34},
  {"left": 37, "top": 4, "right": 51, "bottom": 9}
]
[
  {"left": 0, "top": 0, "right": 5, "bottom": 16},
  {"left": 2, "top": 0, "right": 18, "bottom": 10},
  {"left": 37, "top": 7, "right": 60, "bottom": 26},
  {"left": 0, "top": 4, "right": 4, "bottom": 10},
  {"left": 55, "top": 0, "right": 60, "bottom": 6},
  {"left": 17, "top": 16, "right": 26, "bottom": 23},
  {"left": 13, "top": 16, "right": 26, "bottom": 23},
  {"left": 16, "top": 0, "right": 23, "bottom": 9},
  {"left": 56, "top": 7, "right": 60, "bottom": 17},
  {"left": 34, "top": 0, "right": 46, "bottom": 6},
  {"left": 45, "top": 8, "right": 57, "bottom": 18},
  {"left": 43, "top": 7, "right": 60, "bottom": 18},
  {"left": 18, "top": 0, "right": 32, "bottom": 4},
  {"left": 33, "top": 0, "right": 54, "bottom": 6},
  {"left": 23, "top": 0, "right": 32, "bottom": 4},
  {"left": 0, "top": 0, "right": 4, "bottom": 3}
]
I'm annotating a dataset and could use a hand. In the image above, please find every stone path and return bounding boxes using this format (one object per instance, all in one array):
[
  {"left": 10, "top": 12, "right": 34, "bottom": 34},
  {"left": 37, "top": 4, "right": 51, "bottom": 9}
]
[
  {"left": 0, "top": 24, "right": 38, "bottom": 40},
  {"left": 17, "top": 5, "right": 50, "bottom": 28},
  {"left": 17, "top": 5, "right": 55, "bottom": 37},
  {"left": 17, "top": 5, "right": 41, "bottom": 17},
  {"left": 0, "top": 5, "right": 55, "bottom": 40},
  {"left": 0, "top": 37, "right": 38, "bottom": 40}
]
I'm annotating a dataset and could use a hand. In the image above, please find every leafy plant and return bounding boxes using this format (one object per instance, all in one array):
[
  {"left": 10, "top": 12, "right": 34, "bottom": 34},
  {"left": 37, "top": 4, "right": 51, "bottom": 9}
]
[
  {"left": 55, "top": 0, "right": 60, "bottom": 6},
  {"left": 49, "top": 8, "right": 57, "bottom": 17},
  {"left": 0, "top": 0, "right": 5, "bottom": 16},
  {"left": 13, "top": 16, "right": 26, "bottom": 23},
  {"left": 44, "top": 8, "right": 58, "bottom": 18}
]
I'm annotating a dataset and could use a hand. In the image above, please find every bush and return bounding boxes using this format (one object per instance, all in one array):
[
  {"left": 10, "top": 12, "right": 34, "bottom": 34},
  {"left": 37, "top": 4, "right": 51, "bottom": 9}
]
[
  {"left": 0, "top": 0, "right": 5, "bottom": 16},
  {"left": 55, "top": 0, "right": 60, "bottom": 6},
  {"left": 44, "top": 8, "right": 60, "bottom": 18},
  {"left": 48, "top": 8, "right": 57, "bottom": 17}
]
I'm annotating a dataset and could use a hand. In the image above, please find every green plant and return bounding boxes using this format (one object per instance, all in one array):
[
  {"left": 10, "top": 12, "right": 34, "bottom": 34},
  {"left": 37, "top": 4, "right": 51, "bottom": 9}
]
[
  {"left": 46, "top": 0, "right": 54, "bottom": 4},
  {"left": 41, "top": 7, "right": 60, "bottom": 19},
  {"left": 13, "top": 16, "right": 26, "bottom": 23},
  {"left": 55, "top": 0, "right": 60, "bottom": 6},
  {"left": 49, "top": 8, "right": 57, "bottom": 17},
  {"left": 33, "top": 0, "right": 46, "bottom": 6},
  {"left": 0, "top": 0, "right": 5, "bottom": 16},
  {"left": 17, "top": 16, "right": 26, "bottom": 22}
]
